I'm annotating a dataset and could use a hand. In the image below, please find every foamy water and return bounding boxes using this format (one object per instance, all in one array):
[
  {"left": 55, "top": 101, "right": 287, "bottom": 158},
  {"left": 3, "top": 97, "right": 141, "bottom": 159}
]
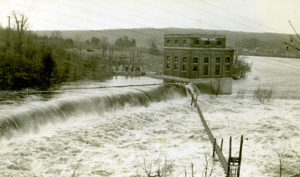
[
  {"left": 0, "top": 80, "right": 224, "bottom": 176},
  {"left": 0, "top": 56, "right": 299, "bottom": 177}
]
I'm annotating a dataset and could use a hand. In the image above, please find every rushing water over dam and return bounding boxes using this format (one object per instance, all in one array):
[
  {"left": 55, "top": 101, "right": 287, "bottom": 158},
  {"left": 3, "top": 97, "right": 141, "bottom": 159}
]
[
  {"left": 0, "top": 76, "right": 212, "bottom": 177},
  {"left": 0, "top": 78, "right": 186, "bottom": 139},
  {"left": 0, "top": 71, "right": 299, "bottom": 177}
]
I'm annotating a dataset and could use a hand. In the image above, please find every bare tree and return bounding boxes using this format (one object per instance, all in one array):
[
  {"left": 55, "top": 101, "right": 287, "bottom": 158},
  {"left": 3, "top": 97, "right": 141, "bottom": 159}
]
[
  {"left": 101, "top": 37, "right": 109, "bottom": 58},
  {"left": 11, "top": 11, "right": 29, "bottom": 54},
  {"left": 285, "top": 20, "right": 300, "bottom": 51},
  {"left": 253, "top": 88, "right": 273, "bottom": 103},
  {"left": 201, "top": 155, "right": 215, "bottom": 177},
  {"left": 50, "top": 31, "right": 62, "bottom": 50},
  {"left": 143, "top": 157, "right": 174, "bottom": 177}
]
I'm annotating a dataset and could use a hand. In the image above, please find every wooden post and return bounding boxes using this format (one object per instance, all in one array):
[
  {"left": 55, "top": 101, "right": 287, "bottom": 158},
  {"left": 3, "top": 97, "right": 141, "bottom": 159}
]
[
  {"left": 221, "top": 139, "right": 224, "bottom": 152},
  {"left": 237, "top": 135, "right": 243, "bottom": 177},
  {"left": 279, "top": 158, "right": 282, "bottom": 177},
  {"left": 227, "top": 136, "right": 232, "bottom": 177},
  {"left": 191, "top": 163, "right": 194, "bottom": 177},
  {"left": 191, "top": 94, "right": 194, "bottom": 106},
  {"left": 213, "top": 138, "right": 216, "bottom": 158}
]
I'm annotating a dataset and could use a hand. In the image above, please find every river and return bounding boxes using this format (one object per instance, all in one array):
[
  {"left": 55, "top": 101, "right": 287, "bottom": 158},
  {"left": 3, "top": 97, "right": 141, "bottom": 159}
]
[{"left": 0, "top": 56, "right": 299, "bottom": 177}]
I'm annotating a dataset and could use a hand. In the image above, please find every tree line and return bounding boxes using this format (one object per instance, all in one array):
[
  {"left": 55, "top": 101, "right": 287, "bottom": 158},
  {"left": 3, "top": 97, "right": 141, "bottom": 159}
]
[
  {"left": 0, "top": 12, "right": 164, "bottom": 90},
  {"left": 0, "top": 12, "right": 113, "bottom": 90}
]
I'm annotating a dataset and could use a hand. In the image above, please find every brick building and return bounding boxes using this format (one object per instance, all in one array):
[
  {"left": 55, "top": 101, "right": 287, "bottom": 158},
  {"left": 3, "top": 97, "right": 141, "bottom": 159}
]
[{"left": 163, "top": 34, "right": 234, "bottom": 93}]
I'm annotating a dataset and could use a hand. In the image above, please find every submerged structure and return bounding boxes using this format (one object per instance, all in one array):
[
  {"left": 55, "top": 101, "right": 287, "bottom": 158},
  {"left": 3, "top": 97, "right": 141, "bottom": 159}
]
[{"left": 163, "top": 34, "right": 234, "bottom": 94}]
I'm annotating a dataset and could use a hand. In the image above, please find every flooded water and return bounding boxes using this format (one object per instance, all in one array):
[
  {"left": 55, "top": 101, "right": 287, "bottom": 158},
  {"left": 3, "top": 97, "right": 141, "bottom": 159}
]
[
  {"left": 0, "top": 56, "right": 299, "bottom": 177},
  {"left": 0, "top": 76, "right": 222, "bottom": 177}
]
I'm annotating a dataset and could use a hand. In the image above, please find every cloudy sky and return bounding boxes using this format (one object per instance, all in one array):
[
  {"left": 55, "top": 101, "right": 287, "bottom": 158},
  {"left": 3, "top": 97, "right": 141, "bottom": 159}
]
[{"left": 0, "top": 0, "right": 299, "bottom": 33}]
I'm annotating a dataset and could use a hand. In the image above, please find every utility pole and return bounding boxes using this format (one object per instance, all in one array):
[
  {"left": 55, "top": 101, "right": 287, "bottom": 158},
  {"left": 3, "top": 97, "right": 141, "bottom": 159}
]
[{"left": 7, "top": 16, "right": 11, "bottom": 29}]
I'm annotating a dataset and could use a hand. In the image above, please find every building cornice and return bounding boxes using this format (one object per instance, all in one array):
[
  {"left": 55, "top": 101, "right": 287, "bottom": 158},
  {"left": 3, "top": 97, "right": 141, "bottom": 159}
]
[{"left": 164, "top": 47, "right": 234, "bottom": 51}]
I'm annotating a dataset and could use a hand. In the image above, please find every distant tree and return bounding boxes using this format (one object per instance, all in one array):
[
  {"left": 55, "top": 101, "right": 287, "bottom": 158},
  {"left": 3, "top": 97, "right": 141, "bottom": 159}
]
[
  {"left": 148, "top": 41, "right": 159, "bottom": 55},
  {"left": 42, "top": 52, "right": 56, "bottom": 86},
  {"left": 51, "top": 31, "right": 62, "bottom": 39},
  {"left": 90, "top": 36, "right": 100, "bottom": 47},
  {"left": 64, "top": 38, "right": 74, "bottom": 48},
  {"left": 100, "top": 37, "right": 109, "bottom": 57},
  {"left": 85, "top": 39, "right": 90, "bottom": 45},
  {"left": 114, "top": 36, "right": 136, "bottom": 49},
  {"left": 236, "top": 38, "right": 261, "bottom": 49},
  {"left": 131, "top": 39, "right": 136, "bottom": 47},
  {"left": 232, "top": 55, "right": 252, "bottom": 79}
]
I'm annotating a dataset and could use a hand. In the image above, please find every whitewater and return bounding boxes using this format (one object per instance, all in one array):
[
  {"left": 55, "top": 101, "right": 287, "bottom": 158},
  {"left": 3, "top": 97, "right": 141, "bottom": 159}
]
[{"left": 0, "top": 56, "right": 299, "bottom": 177}]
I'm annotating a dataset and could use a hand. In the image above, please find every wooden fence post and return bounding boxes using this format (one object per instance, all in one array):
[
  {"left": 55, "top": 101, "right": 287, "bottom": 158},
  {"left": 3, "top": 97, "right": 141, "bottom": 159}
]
[
  {"left": 191, "top": 163, "right": 194, "bottom": 177},
  {"left": 227, "top": 136, "right": 232, "bottom": 177},
  {"left": 237, "top": 135, "right": 244, "bottom": 177},
  {"left": 221, "top": 139, "right": 224, "bottom": 152},
  {"left": 213, "top": 138, "right": 216, "bottom": 158}
]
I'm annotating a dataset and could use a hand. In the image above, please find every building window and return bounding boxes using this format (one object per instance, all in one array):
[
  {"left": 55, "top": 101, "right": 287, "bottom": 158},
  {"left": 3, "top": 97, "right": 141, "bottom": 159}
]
[
  {"left": 204, "top": 66, "right": 208, "bottom": 75},
  {"left": 193, "top": 66, "right": 198, "bottom": 71},
  {"left": 216, "top": 57, "right": 221, "bottom": 63},
  {"left": 225, "top": 57, "right": 230, "bottom": 63},
  {"left": 174, "top": 64, "right": 178, "bottom": 70},
  {"left": 182, "top": 57, "right": 187, "bottom": 62},
  {"left": 183, "top": 40, "right": 187, "bottom": 45},
  {"left": 215, "top": 65, "right": 220, "bottom": 75},
  {"left": 205, "top": 40, "right": 210, "bottom": 45},
  {"left": 194, "top": 40, "right": 200, "bottom": 45},
  {"left": 204, "top": 57, "right": 209, "bottom": 63},
  {"left": 175, "top": 40, "right": 178, "bottom": 44},
  {"left": 217, "top": 40, "right": 222, "bottom": 45},
  {"left": 182, "top": 64, "right": 186, "bottom": 71},
  {"left": 166, "top": 63, "right": 170, "bottom": 69},
  {"left": 193, "top": 57, "right": 198, "bottom": 63},
  {"left": 174, "top": 56, "right": 178, "bottom": 61},
  {"left": 166, "top": 40, "right": 170, "bottom": 45},
  {"left": 166, "top": 56, "right": 170, "bottom": 61},
  {"left": 226, "top": 65, "right": 230, "bottom": 71}
]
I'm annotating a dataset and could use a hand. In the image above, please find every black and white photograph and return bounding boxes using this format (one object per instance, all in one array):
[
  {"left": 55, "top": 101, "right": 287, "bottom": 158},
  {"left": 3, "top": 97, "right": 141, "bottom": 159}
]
[{"left": 0, "top": 0, "right": 299, "bottom": 176}]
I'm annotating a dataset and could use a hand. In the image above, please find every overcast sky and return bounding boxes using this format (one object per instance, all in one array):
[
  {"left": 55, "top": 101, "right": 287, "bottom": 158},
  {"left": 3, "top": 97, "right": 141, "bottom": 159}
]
[{"left": 0, "top": 0, "right": 299, "bottom": 34}]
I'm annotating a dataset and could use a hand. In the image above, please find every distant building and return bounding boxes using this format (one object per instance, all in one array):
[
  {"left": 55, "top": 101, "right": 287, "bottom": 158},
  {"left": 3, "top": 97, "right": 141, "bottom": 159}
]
[
  {"left": 110, "top": 54, "right": 143, "bottom": 76},
  {"left": 163, "top": 34, "right": 234, "bottom": 93}
]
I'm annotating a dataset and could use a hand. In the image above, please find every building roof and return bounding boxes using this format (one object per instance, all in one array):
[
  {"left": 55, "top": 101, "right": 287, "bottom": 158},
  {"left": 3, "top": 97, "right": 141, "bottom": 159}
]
[{"left": 164, "top": 33, "right": 226, "bottom": 38}]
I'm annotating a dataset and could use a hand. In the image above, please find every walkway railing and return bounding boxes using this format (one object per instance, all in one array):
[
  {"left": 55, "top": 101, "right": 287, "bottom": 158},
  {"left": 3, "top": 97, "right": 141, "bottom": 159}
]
[{"left": 188, "top": 84, "right": 243, "bottom": 177}]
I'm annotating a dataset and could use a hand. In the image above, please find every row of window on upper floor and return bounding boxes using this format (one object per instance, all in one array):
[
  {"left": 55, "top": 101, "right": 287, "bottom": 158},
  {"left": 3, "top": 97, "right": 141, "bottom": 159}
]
[
  {"left": 166, "top": 63, "right": 230, "bottom": 74},
  {"left": 165, "top": 39, "right": 223, "bottom": 46},
  {"left": 166, "top": 56, "right": 231, "bottom": 63}
]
